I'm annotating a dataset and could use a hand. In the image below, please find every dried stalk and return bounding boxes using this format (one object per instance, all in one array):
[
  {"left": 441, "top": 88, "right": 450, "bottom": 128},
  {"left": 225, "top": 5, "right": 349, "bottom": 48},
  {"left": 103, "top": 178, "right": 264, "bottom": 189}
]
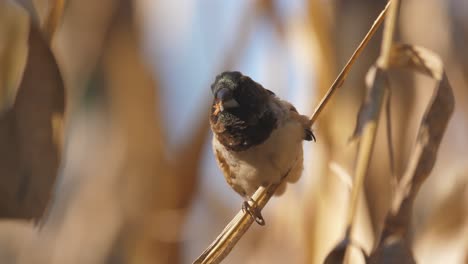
[
  {"left": 341, "top": 0, "right": 400, "bottom": 262},
  {"left": 346, "top": 0, "right": 399, "bottom": 232},
  {"left": 193, "top": 185, "right": 277, "bottom": 264},
  {"left": 193, "top": 2, "right": 391, "bottom": 263}
]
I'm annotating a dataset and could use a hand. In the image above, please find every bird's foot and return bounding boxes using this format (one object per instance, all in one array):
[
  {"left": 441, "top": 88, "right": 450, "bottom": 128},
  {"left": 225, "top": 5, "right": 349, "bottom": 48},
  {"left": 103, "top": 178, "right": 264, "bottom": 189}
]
[{"left": 242, "top": 200, "right": 265, "bottom": 226}]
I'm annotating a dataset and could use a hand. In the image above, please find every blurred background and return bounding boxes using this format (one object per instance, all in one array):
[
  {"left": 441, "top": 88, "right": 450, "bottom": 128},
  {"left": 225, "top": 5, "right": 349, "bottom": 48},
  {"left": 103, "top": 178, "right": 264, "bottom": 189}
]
[{"left": 0, "top": 0, "right": 467, "bottom": 263}]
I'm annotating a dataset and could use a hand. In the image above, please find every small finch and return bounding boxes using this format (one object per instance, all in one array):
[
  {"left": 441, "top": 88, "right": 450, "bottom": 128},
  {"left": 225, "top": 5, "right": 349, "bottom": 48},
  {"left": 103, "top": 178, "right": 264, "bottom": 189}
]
[{"left": 209, "top": 71, "right": 314, "bottom": 225}]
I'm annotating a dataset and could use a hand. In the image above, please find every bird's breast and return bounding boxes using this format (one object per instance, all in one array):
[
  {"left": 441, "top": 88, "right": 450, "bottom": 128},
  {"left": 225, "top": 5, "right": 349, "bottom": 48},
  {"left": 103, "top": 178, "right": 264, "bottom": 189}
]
[
  {"left": 210, "top": 109, "right": 277, "bottom": 152},
  {"left": 213, "top": 117, "right": 304, "bottom": 197}
]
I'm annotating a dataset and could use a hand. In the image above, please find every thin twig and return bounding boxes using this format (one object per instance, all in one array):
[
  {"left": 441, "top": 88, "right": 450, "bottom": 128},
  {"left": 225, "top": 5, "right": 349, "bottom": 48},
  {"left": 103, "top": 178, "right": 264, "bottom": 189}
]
[
  {"left": 310, "top": 1, "right": 391, "bottom": 124},
  {"left": 193, "top": 3, "right": 392, "bottom": 264},
  {"left": 344, "top": 0, "right": 400, "bottom": 261},
  {"left": 378, "top": 1, "right": 399, "bottom": 69},
  {"left": 194, "top": 185, "right": 279, "bottom": 264}
]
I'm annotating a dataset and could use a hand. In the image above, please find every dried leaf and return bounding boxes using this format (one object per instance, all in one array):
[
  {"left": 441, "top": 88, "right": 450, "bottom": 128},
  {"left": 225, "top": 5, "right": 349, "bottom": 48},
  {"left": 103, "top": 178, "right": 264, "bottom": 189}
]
[
  {"left": 388, "top": 43, "right": 455, "bottom": 223},
  {"left": 370, "top": 43, "right": 455, "bottom": 262},
  {"left": 0, "top": 22, "right": 65, "bottom": 219}
]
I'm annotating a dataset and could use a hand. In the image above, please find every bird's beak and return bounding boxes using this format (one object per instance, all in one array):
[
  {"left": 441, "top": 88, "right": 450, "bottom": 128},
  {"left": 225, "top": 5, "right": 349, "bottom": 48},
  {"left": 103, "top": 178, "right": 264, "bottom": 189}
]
[
  {"left": 215, "top": 88, "right": 239, "bottom": 112},
  {"left": 219, "top": 98, "right": 239, "bottom": 111}
]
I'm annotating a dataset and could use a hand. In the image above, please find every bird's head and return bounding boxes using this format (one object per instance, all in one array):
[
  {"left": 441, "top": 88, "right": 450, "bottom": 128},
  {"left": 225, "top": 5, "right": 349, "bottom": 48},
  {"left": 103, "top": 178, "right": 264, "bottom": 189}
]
[
  {"left": 209, "top": 71, "right": 278, "bottom": 151},
  {"left": 210, "top": 71, "right": 271, "bottom": 117}
]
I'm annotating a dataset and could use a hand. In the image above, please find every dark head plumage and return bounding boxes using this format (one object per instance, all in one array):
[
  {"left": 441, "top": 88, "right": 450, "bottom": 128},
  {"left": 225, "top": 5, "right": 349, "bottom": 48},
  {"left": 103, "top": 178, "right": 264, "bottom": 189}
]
[
  {"left": 209, "top": 71, "right": 277, "bottom": 152},
  {"left": 211, "top": 71, "right": 272, "bottom": 113},
  {"left": 210, "top": 71, "right": 243, "bottom": 95}
]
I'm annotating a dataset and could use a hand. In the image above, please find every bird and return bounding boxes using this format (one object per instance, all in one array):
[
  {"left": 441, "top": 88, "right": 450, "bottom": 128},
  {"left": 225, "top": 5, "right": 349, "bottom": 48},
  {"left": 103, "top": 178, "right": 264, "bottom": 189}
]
[{"left": 209, "top": 71, "right": 315, "bottom": 225}]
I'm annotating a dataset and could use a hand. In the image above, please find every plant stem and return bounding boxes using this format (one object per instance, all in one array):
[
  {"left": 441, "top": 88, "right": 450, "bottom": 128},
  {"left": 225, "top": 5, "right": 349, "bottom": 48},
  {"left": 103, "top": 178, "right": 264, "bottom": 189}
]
[
  {"left": 310, "top": 1, "right": 391, "bottom": 125},
  {"left": 345, "top": 0, "right": 400, "bottom": 259}
]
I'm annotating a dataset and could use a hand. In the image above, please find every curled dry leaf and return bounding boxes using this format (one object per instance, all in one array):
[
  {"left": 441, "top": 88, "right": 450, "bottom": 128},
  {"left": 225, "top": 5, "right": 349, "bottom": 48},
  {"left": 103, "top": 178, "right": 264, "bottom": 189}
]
[
  {"left": 0, "top": 22, "right": 65, "bottom": 219},
  {"left": 369, "top": 43, "right": 455, "bottom": 262}
]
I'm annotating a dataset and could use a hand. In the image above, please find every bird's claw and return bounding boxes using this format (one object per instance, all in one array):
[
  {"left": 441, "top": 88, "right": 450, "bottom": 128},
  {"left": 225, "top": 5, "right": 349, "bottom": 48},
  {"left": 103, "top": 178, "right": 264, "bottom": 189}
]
[{"left": 242, "top": 201, "right": 265, "bottom": 226}]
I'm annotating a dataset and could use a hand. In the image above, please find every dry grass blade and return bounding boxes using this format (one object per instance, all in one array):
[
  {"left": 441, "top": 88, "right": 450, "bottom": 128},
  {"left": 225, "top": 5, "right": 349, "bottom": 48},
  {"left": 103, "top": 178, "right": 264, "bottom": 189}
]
[
  {"left": 0, "top": 22, "right": 65, "bottom": 219},
  {"left": 1, "top": 0, "right": 64, "bottom": 113},
  {"left": 194, "top": 2, "right": 391, "bottom": 264},
  {"left": 369, "top": 43, "right": 455, "bottom": 262},
  {"left": 389, "top": 44, "right": 454, "bottom": 211}
]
